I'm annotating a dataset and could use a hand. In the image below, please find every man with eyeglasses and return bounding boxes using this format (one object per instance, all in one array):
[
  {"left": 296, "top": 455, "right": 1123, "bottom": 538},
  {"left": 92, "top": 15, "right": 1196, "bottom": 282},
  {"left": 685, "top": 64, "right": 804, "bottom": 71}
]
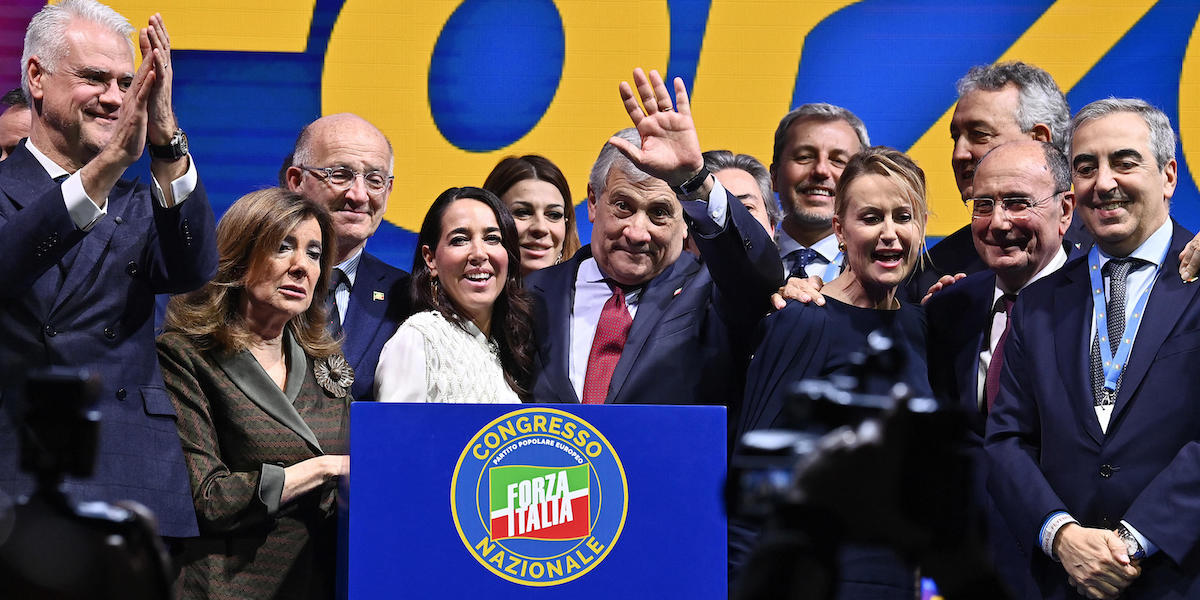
[
  {"left": 924, "top": 139, "right": 1075, "bottom": 599},
  {"left": 986, "top": 99, "right": 1200, "bottom": 599},
  {"left": 285, "top": 113, "right": 410, "bottom": 402}
]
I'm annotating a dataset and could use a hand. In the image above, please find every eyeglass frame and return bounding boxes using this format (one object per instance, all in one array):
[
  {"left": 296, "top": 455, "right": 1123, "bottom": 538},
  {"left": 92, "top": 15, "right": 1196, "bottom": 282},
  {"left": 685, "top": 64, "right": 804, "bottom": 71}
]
[
  {"left": 964, "top": 189, "right": 1070, "bottom": 220},
  {"left": 296, "top": 164, "right": 394, "bottom": 195}
]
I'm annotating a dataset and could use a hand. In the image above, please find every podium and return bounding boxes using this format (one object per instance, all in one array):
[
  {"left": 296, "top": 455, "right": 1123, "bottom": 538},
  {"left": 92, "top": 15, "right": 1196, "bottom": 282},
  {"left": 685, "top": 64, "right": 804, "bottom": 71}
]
[{"left": 346, "top": 403, "right": 727, "bottom": 598}]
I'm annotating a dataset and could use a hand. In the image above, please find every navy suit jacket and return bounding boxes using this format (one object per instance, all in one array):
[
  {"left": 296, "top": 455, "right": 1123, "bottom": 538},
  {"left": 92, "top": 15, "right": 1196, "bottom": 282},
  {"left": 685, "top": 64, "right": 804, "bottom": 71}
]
[
  {"left": 526, "top": 192, "right": 782, "bottom": 406},
  {"left": 0, "top": 143, "right": 217, "bottom": 537},
  {"left": 340, "top": 251, "right": 409, "bottom": 402},
  {"left": 986, "top": 222, "right": 1200, "bottom": 598}
]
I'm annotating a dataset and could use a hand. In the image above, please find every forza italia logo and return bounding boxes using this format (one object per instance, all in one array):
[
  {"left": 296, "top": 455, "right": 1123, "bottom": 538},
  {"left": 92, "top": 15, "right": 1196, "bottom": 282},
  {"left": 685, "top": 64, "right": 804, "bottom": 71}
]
[{"left": 450, "top": 408, "right": 627, "bottom": 586}]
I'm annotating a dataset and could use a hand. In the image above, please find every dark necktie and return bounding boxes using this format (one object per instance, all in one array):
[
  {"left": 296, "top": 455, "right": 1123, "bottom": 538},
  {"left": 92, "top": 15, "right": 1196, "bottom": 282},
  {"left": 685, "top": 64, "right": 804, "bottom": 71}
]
[
  {"left": 785, "top": 248, "right": 821, "bottom": 279},
  {"left": 984, "top": 294, "right": 1017, "bottom": 412},
  {"left": 582, "top": 283, "right": 632, "bottom": 404},
  {"left": 1090, "top": 258, "right": 1142, "bottom": 406},
  {"left": 326, "top": 268, "right": 346, "bottom": 339}
]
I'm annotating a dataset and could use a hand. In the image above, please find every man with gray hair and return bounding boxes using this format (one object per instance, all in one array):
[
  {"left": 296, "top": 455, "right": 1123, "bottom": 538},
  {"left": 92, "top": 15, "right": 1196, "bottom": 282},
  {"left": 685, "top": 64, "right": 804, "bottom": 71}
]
[
  {"left": 0, "top": 0, "right": 215, "bottom": 538},
  {"left": 907, "top": 61, "right": 1089, "bottom": 302},
  {"left": 703, "top": 149, "right": 780, "bottom": 237},
  {"left": 526, "top": 68, "right": 782, "bottom": 407},
  {"left": 770, "top": 103, "right": 870, "bottom": 281},
  {"left": 987, "top": 99, "right": 1200, "bottom": 599}
]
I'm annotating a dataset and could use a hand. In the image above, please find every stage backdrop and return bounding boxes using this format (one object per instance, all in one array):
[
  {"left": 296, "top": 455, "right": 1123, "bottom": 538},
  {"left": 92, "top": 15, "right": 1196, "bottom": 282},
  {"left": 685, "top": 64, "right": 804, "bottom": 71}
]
[{"left": 2, "top": 0, "right": 1199, "bottom": 271}]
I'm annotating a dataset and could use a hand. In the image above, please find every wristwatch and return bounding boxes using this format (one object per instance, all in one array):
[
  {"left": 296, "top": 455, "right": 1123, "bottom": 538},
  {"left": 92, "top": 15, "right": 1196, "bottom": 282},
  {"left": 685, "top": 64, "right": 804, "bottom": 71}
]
[
  {"left": 148, "top": 128, "right": 189, "bottom": 162},
  {"left": 673, "top": 167, "right": 711, "bottom": 198},
  {"left": 1115, "top": 524, "right": 1146, "bottom": 560}
]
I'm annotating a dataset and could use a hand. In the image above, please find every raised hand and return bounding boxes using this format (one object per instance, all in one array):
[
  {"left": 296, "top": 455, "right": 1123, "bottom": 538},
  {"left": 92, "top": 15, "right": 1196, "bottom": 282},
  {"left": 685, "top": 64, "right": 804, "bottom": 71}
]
[
  {"left": 140, "top": 14, "right": 177, "bottom": 146},
  {"left": 609, "top": 68, "right": 704, "bottom": 188}
]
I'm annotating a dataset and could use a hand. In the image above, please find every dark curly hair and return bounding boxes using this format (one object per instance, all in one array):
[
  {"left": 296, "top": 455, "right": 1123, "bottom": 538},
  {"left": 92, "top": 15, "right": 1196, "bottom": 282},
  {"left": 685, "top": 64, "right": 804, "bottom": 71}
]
[{"left": 411, "top": 187, "right": 536, "bottom": 400}]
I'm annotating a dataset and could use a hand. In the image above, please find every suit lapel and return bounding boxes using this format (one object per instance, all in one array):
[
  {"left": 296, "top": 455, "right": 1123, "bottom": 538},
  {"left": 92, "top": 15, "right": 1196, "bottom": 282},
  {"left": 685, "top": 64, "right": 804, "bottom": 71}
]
[
  {"left": 341, "top": 253, "right": 384, "bottom": 372},
  {"left": 1054, "top": 257, "right": 1105, "bottom": 444},
  {"left": 50, "top": 178, "right": 129, "bottom": 315},
  {"left": 958, "top": 273, "right": 996, "bottom": 413},
  {"left": 213, "top": 334, "right": 323, "bottom": 452},
  {"left": 607, "top": 255, "right": 697, "bottom": 403},
  {"left": 531, "top": 250, "right": 583, "bottom": 403},
  {"left": 1109, "top": 224, "right": 1197, "bottom": 426}
]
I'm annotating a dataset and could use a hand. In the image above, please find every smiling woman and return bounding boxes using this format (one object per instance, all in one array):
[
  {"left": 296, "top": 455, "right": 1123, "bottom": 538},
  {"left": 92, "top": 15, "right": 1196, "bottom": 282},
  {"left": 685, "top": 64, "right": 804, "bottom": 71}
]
[
  {"left": 375, "top": 186, "right": 536, "bottom": 403},
  {"left": 156, "top": 188, "right": 351, "bottom": 599}
]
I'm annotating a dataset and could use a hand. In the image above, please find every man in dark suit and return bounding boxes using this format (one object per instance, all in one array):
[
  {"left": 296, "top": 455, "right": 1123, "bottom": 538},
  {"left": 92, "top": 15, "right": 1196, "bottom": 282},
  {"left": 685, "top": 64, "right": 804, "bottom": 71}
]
[
  {"left": 904, "top": 61, "right": 1085, "bottom": 303},
  {"left": 285, "top": 113, "right": 410, "bottom": 402},
  {"left": 987, "top": 99, "right": 1200, "bottom": 599},
  {"left": 0, "top": 1, "right": 216, "bottom": 538},
  {"left": 526, "top": 68, "right": 782, "bottom": 406},
  {"left": 925, "top": 140, "right": 1077, "bottom": 598}
]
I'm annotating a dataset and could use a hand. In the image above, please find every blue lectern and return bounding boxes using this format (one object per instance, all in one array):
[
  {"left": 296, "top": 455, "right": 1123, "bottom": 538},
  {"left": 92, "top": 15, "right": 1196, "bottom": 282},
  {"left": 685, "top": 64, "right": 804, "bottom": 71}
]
[{"left": 346, "top": 403, "right": 726, "bottom": 598}]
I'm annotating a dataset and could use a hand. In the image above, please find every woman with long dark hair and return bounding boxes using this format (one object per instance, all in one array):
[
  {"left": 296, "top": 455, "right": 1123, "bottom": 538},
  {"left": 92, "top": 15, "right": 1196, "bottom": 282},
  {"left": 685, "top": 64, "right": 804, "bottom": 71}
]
[
  {"left": 375, "top": 186, "right": 536, "bottom": 403},
  {"left": 483, "top": 155, "right": 581, "bottom": 275}
]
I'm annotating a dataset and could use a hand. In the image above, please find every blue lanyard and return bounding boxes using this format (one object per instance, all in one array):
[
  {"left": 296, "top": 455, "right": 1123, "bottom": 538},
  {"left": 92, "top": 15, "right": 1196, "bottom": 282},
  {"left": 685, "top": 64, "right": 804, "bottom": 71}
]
[
  {"left": 1087, "top": 244, "right": 1166, "bottom": 394},
  {"left": 822, "top": 251, "right": 843, "bottom": 281}
]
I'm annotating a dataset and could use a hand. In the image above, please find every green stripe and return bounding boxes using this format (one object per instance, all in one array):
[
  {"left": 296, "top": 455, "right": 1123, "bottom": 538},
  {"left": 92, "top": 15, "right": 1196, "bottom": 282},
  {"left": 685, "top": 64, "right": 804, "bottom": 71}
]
[{"left": 489, "top": 464, "right": 589, "bottom": 508}]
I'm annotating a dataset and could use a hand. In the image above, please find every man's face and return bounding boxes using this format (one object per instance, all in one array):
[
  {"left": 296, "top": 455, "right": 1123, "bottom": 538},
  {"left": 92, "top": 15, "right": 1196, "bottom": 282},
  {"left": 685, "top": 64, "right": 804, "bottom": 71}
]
[
  {"left": 1071, "top": 112, "right": 1176, "bottom": 256},
  {"left": 28, "top": 20, "right": 133, "bottom": 164},
  {"left": 970, "top": 142, "right": 1073, "bottom": 289},
  {"left": 771, "top": 117, "right": 861, "bottom": 230},
  {"left": 949, "top": 84, "right": 1030, "bottom": 197},
  {"left": 587, "top": 168, "right": 684, "bottom": 287},
  {"left": 715, "top": 167, "right": 773, "bottom": 236},
  {"left": 0, "top": 104, "right": 31, "bottom": 160},
  {"left": 287, "top": 117, "right": 392, "bottom": 259}
]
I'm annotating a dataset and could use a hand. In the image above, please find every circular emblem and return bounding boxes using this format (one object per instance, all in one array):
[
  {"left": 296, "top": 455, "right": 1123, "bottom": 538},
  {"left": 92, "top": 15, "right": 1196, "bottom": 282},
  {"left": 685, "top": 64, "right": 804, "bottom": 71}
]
[{"left": 450, "top": 407, "right": 628, "bottom": 586}]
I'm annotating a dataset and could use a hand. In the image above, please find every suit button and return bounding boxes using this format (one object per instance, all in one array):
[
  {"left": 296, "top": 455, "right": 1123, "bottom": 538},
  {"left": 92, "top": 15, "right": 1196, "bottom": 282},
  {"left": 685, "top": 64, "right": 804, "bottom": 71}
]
[
  {"left": 1101, "top": 516, "right": 1111, "bottom": 528},
  {"left": 126, "top": 261, "right": 139, "bottom": 276},
  {"left": 116, "top": 388, "right": 127, "bottom": 400},
  {"left": 114, "top": 216, "right": 124, "bottom": 225},
  {"left": 1099, "top": 464, "right": 1114, "bottom": 478},
  {"left": 43, "top": 323, "right": 56, "bottom": 337},
  {"left": 104, "top": 327, "right": 116, "bottom": 339}
]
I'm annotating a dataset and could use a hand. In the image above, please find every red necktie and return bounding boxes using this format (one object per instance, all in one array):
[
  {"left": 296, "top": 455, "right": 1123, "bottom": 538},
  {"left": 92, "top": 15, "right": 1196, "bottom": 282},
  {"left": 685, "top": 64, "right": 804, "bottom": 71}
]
[
  {"left": 984, "top": 294, "right": 1016, "bottom": 412},
  {"left": 582, "top": 283, "right": 632, "bottom": 404}
]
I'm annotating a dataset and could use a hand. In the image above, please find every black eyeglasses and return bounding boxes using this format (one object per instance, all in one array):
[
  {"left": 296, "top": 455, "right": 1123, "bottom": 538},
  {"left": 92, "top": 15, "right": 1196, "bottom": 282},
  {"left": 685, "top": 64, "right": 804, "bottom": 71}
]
[
  {"left": 964, "top": 190, "right": 1068, "bottom": 221},
  {"left": 297, "top": 165, "right": 393, "bottom": 195}
]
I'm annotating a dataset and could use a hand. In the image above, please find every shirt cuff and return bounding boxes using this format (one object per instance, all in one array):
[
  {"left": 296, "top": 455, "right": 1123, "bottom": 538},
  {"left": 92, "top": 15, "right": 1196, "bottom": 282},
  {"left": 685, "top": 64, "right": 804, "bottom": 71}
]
[
  {"left": 62, "top": 172, "right": 107, "bottom": 231},
  {"left": 1120, "top": 520, "right": 1157, "bottom": 557},
  {"left": 258, "top": 462, "right": 286, "bottom": 515},
  {"left": 704, "top": 177, "right": 729, "bottom": 229},
  {"left": 150, "top": 153, "right": 199, "bottom": 207},
  {"left": 1040, "top": 511, "right": 1078, "bottom": 560}
]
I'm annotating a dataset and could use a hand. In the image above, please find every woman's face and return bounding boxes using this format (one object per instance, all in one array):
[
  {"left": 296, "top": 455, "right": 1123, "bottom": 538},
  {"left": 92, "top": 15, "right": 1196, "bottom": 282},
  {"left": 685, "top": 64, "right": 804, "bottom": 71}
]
[
  {"left": 501, "top": 179, "right": 567, "bottom": 275},
  {"left": 423, "top": 199, "right": 509, "bottom": 330},
  {"left": 242, "top": 216, "right": 324, "bottom": 322},
  {"left": 834, "top": 173, "right": 923, "bottom": 293}
]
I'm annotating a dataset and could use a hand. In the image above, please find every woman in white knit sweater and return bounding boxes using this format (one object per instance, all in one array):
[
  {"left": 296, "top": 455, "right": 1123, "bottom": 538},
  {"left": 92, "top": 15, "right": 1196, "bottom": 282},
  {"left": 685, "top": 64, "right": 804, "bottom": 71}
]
[{"left": 375, "top": 187, "right": 535, "bottom": 403}]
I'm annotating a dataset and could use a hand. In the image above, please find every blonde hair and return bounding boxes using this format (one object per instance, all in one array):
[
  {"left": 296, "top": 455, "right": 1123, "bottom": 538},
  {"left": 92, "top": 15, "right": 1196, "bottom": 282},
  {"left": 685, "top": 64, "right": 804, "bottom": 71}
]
[
  {"left": 835, "top": 146, "right": 929, "bottom": 265},
  {"left": 164, "top": 188, "right": 341, "bottom": 358}
]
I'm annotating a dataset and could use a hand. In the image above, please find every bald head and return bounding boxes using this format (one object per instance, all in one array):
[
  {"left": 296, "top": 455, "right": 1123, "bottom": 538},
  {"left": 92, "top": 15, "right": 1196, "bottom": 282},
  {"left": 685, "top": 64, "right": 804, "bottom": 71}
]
[
  {"left": 286, "top": 113, "right": 394, "bottom": 262},
  {"left": 970, "top": 140, "right": 1074, "bottom": 292}
]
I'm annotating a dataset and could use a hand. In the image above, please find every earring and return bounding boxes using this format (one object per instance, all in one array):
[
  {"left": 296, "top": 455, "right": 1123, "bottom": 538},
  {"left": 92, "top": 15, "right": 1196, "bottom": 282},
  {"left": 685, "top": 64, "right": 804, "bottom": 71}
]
[
  {"left": 430, "top": 276, "right": 440, "bottom": 304},
  {"left": 555, "top": 251, "right": 563, "bottom": 265},
  {"left": 838, "top": 241, "right": 846, "bottom": 253}
]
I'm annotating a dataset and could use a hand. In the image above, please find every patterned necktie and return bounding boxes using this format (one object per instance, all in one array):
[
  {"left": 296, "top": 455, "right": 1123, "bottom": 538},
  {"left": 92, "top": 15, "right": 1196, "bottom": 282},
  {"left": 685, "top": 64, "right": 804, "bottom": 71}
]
[
  {"left": 984, "top": 294, "right": 1017, "bottom": 412},
  {"left": 582, "top": 282, "right": 632, "bottom": 404},
  {"left": 785, "top": 248, "right": 821, "bottom": 279},
  {"left": 326, "top": 268, "right": 346, "bottom": 339},
  {"left": 1090, "top": 258, "right": 1142, "bottom": 406}
]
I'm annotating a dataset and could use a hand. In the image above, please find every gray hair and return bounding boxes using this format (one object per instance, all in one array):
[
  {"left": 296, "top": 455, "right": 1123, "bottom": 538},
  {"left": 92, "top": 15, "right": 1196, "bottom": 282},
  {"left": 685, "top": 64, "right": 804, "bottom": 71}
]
[
  {"left": 588, "top": 128, "right": 652, "bottom": 199},
  {"left": 771, "top": 103, "right": 870, "bottom": 169},
  {"left": 1068, "top": 98, "right": 1176, "bottom": 170},
  {"left": 979, "top": 140, "right": 1071, "bottom": 194},
  {"left": 702, "top": 149, "right": 781, "bottom": 227},
  {"left": 21, "top": 0, "right": 135, "bottom": 103},
  {"left": 956, "top": 61, "right": 1070, "bottom": 151}
]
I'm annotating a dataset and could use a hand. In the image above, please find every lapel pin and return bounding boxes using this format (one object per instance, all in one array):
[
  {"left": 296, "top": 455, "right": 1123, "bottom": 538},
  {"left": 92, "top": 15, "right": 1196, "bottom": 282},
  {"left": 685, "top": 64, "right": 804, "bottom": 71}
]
[
  {"left": 1185, "top": 276, "right": 1198, "bottom": 284},
  {"left": 373, "top": 291, "right": 385, "bottom": 301},
  {"left": 673, "top": 287, "right": 683, "bottom": 297}
]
